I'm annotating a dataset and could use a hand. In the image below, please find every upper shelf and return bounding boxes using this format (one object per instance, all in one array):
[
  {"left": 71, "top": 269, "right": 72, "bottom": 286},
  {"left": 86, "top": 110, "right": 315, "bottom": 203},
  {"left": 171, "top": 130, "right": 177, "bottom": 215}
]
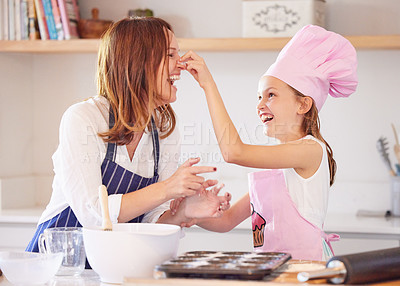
[{"left": 1, "top": 35, "right": 400, "bottom": 53}]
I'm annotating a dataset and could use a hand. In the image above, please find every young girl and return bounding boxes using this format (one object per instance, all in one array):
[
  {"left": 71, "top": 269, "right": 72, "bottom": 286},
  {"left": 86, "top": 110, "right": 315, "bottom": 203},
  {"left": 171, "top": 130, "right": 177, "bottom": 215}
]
[{"left": 179, "top": 25, "right": 358, "bottom": 261}]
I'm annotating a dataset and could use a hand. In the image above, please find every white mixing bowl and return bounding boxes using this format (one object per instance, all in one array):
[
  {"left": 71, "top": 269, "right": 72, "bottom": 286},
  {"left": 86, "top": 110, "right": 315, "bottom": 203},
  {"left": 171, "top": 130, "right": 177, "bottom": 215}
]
[
  {"left": 0, "top": 251, "right": 63, "bottom": 285},
  {"left": 83, "top": 223, "right": 181, "bottom": 284}
]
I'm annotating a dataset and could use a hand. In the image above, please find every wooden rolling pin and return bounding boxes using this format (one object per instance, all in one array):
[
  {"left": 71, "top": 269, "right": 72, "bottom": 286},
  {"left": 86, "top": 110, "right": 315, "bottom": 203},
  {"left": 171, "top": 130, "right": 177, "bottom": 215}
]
[{"left": 298, "top": 247, "right": 400, "bottom": 284}]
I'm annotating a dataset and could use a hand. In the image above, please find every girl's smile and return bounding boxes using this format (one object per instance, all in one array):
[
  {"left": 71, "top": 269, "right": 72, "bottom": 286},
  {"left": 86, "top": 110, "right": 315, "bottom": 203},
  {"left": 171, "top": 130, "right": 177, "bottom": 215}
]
[
  {"left": 260, "top": 112, "right": 274, "bottom": 124},
  {"left": 256, "top": 76, "right": 304, "bottom": 142}
]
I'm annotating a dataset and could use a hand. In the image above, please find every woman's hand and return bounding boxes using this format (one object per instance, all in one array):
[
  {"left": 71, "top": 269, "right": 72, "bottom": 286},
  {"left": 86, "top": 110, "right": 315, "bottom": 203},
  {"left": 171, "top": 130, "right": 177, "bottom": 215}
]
[
  {"left": 180, "top": 51, "right": 216, "bottom": 91},
  {"left": 162, "top": 157, "right": 217, "bottom": 200}
]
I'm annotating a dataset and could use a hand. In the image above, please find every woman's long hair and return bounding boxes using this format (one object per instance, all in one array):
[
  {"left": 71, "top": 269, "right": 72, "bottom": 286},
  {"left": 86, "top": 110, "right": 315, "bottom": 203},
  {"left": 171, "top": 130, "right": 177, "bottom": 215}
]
[
  {"left": 97, "top": 17, "right": 176, "bottom": 145},
  {"left": 291, "top": 87, "right": 337, "bottom": 186}
]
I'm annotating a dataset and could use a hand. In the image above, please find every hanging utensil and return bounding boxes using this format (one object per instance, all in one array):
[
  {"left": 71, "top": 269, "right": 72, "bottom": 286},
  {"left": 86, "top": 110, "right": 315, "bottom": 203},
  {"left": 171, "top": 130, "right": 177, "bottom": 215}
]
[
  {"left": 298, "top": 247, "right": 400, "bottom": 284},
  {"left": 376, "top": 137, "right": 396, "bottom": 176},
  {"left": 99, "top": 185, "right": 112, "bottom": 231}
]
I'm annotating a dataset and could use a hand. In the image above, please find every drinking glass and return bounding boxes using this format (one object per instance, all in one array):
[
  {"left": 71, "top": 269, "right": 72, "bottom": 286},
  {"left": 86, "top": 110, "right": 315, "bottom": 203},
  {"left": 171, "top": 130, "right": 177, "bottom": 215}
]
[{"left": 39, "top": 227, "right": 86, "bottom": 276}]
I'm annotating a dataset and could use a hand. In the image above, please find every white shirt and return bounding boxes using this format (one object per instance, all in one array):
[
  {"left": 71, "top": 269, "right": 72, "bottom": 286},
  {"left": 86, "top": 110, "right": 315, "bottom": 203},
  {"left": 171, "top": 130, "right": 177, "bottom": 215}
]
[
  {"left": 38, "top": 96, "right": 180, "bottom": 227},
  {"left": 283, "top": 135, "right": 330, "bottom": 229}
]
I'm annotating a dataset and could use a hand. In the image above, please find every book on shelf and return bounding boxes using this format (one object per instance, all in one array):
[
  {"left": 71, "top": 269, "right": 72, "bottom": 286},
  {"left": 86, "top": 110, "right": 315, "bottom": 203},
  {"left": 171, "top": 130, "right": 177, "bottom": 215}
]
[
  {"left": 34, "top": 0, "right": 48, "bottom": 39},
  {"left": 20, "top": 0, "right": 29, "bottom": 39},
  {"left": 0, "top": 0, "right": 3, "bottom": 40},
  {"left": 41, "top": 0, "right": 57, "bottom": 39},
  {"left": 15, "top": 0, "right": 21, "bottom": 40},
  {"left": 27, "top": 0, "right": 39, "bottom": 39},
  {"left": 14, "top": 0, "right": 20, "bottom": 39},
  {"left": 2, "top": 0, "right": 8, "bottom": 40},
  {"left": 50, "top": 0, "right": 63, "bottom": 39},
  {"left": 14, "top": 0, "right": 29, "bottom": 40},
  {"left": 8, "top": 0, "right": 14, "bottom": 40},
  {"left": 57, "top": 0, "right": 79, "bottom": 39}
]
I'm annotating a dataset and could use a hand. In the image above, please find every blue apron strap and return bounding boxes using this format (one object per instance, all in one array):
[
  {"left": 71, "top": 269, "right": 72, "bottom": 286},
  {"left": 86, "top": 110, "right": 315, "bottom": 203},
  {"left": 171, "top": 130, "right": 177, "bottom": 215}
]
[
  {"left": 105, "top": 107, "right": 117, "bottom": 162},
  {"left": 106, "top": 108, "right": 159, "bottom": 174},
  {"left": 150, "top": 117, "right": 160, "bottom": 175}
]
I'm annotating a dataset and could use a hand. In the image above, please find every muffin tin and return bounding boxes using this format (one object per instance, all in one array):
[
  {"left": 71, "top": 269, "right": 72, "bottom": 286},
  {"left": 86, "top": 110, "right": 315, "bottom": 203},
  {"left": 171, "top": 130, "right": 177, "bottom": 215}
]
[{"left": 155, "top": 251, "right": 291, "bottom": 280}]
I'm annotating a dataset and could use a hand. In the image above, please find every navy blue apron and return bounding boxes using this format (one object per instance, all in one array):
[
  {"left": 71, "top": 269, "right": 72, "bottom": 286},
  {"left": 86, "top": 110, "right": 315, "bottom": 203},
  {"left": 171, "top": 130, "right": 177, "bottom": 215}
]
[{"left": 26, "top": 109, "right": 160, "bottom": 252}]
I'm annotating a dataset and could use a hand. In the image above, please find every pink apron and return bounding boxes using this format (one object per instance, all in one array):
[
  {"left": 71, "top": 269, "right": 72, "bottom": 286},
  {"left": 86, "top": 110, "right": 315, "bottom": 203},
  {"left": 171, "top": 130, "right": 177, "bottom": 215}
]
[{"left": 249, "top": 169, "right": 338, "bottom": 261}]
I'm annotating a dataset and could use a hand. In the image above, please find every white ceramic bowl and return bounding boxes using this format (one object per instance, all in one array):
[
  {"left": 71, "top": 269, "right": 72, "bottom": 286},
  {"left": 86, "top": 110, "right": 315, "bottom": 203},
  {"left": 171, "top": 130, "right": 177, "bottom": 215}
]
[
  {"left": 83, "top": 223, "right": 181, "bottom": 284},
  {"left": 0, "top": 251, "right": 63, "bottom": 285}
]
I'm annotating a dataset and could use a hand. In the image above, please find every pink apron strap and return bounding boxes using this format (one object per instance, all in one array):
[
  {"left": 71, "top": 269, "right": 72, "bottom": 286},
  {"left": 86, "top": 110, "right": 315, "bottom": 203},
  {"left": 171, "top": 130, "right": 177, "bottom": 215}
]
[{"left": 321, "top": 230, "right": 340, "bottom": 255}]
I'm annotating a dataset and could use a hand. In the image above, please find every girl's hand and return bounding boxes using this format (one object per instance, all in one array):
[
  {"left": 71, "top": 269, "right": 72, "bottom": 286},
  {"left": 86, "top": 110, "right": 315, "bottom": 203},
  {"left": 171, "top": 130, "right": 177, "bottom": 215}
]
[
  {"left": 180, "top": 218, "right": 197, "bottom": 228},
  {"left": 170, "top": 179, "right": 219, "bottom": 215},
  {"left": 180, "top": 51, "right": 216, "bottom": 90},
  {"left": 163, "top": 157, "right": 217, "bottom": 200},
  {"left": 184, "top": 183, "right": 231, "bottom": 219}
]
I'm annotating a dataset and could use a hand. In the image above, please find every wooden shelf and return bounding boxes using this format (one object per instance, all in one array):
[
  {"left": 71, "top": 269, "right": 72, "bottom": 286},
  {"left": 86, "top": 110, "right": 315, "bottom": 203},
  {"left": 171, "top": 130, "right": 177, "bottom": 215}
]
[
  {"left": 0, "top": 39, "right": 99, "bottom": 53},
  {"left": 1, "top": 35, "right": 400, "bottom": 53}
]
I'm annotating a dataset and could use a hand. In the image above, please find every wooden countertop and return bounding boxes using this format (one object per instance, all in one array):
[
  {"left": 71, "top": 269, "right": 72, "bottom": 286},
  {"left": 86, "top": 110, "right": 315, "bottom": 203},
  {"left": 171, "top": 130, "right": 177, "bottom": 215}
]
[
  {"left": 125, "top": 276, "right": 400, "bottom": 286},
  {"left": 125, "top": 261, "right": 400, "bottom": 286},
  {"left": 1, "top": 262, "right": 400, "bottom": 285}
]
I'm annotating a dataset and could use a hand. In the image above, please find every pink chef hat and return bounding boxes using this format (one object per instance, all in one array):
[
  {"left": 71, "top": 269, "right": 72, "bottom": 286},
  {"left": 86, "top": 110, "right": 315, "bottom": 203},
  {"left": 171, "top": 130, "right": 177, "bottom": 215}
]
[{"left": 264, "top": 25, "right": 358, "bottom": 111}]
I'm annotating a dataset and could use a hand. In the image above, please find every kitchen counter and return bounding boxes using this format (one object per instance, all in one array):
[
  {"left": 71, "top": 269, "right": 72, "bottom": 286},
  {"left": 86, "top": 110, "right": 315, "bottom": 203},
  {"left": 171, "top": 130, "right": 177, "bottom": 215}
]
[
  {"left": 0, "top": 270, "right": 100, "bottom": 286},
  {"left": 0, "top": 207, "right": 43, "bottom": 224},
  {"left": 125, "top": 278, "right": 400, "bottom": 286},
  {"left": 1, "top": 265, "right": 400, "bottom": 286},
  {"left": 0, "top": 207, "right": 43, "bottom": 251},
  {"left": 324, "top": 212, "right": 400, "bottom": 240}
]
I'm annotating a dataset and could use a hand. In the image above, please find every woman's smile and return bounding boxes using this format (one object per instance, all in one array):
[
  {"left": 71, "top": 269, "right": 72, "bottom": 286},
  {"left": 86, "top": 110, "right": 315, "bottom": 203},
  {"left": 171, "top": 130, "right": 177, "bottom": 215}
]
[{"left": 169, "top": 74, "right": 181, "bottom": 87}]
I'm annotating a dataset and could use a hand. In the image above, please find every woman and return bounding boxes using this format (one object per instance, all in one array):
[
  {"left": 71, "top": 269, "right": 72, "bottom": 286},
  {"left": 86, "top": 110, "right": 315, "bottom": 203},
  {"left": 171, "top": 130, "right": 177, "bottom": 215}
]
[{"left": 26, "top": 17, "right": 230, "bottom": 252}]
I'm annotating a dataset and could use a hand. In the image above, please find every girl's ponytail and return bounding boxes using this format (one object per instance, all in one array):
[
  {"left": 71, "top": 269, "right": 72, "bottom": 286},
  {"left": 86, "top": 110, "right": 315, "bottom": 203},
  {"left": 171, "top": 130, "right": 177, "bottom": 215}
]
[
  {"left": 292, "top": 87, "right": 337, "bottom": 186},
  {"left": 303, "top": 104, "right": 336, "bottom": 186}
]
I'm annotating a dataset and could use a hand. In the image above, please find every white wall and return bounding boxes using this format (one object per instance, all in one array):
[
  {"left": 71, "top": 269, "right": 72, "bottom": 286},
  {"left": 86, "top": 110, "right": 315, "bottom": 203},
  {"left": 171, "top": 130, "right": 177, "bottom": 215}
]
[
  {"left": 0, "top": 55, "right": 33, "bottom": 177},
  {"left": 1, "top": 0, "right": 400, "bottom": 216}
]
